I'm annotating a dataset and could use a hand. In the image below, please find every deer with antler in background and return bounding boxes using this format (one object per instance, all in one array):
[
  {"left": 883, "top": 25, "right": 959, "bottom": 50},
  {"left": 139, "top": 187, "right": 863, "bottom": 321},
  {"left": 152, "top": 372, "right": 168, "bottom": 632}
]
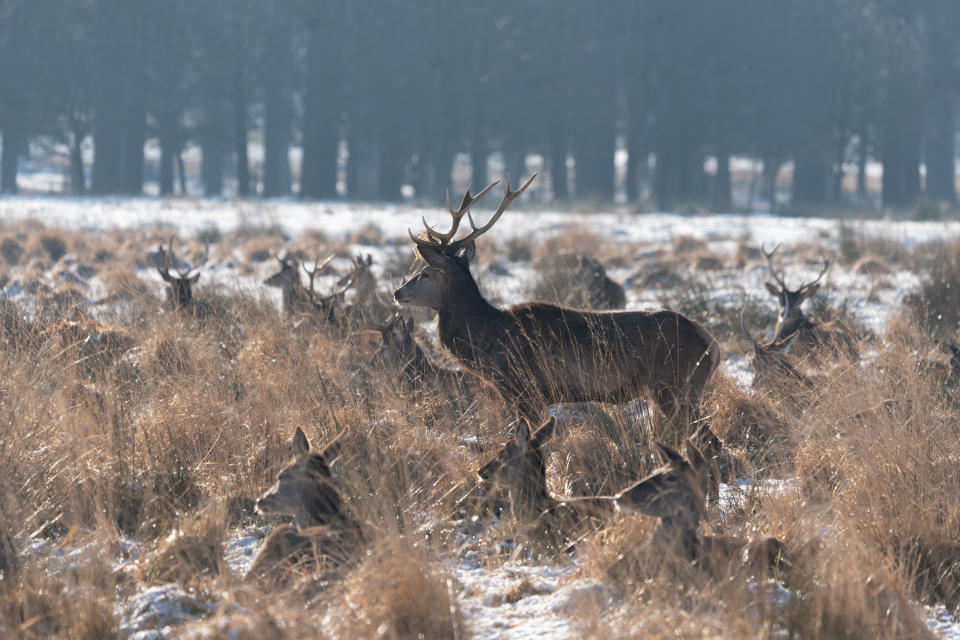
[
  {"left": 762, "top": 244, "right": 859, "bottom": 361},
  {"left": 155, "top": 236, "right": 207, "bottom": 311},
  {"left": 394, "top": 173, "right": 722, "bottom": 454},
  {"left": 264, "top": 254, "right": 354, "bottom": 329}
]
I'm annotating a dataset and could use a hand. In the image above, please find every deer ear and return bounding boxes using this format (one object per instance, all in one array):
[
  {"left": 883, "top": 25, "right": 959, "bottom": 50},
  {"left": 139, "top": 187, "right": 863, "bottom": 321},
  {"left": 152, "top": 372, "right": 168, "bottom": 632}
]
[
  {"left": 416, "top": 244, "right": 450, "bottom": 270},
  {"left": 764, "top": 282, "right": 781, "bottom": 297},
  {"left": 188, "top": 273, "right": 201, "bottom": 284},
  {"left": 157, "top": 270, "right": 174, "bottom": 283},
  {"left": 684, "top": 439, "right": 707, "bottom": 473},
  {"left": 456, "top": 241, "right": 476, "bottom": 263},
  {"left": 530, "top": 416, "right": 556, "bottom": 449},
  {"left": 292, "top": 427, "right": 311, "bottom": 458},
  {"left": 800, "top": 283, "right": 820, "bottom": 298},
  {"left": 654, "top": 442, "right": 684, "bottom": 465},
  {"left": 515, "top": 419, "right": 532, "bottom": 452}
]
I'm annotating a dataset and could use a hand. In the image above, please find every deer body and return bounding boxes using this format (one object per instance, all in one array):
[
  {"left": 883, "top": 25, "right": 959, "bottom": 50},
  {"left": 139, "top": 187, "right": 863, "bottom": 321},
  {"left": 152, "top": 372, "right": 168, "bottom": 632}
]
[
  {"left": 395, "top": 174, "right": 720, "bottom": 443},
  {"left": 762, "top": 245, "right": 858, "bottom": 362},
  {"left": 476, "top": 416, "right": 615, "bottom": 532},
  {"left": 375, "top": 313, "right": 467, "bottom": 396},
  {"left": 264, "top": 255, "right": 350, "bottom": 328},
  {"left": 245, "top": 428, "right": 364, "bottom": 585},
  {"left": 615, "top": 440, "right": 786, "bottom": 578},
  {"left": 574, "top": 255, "right": 626, "bottom": 310}
]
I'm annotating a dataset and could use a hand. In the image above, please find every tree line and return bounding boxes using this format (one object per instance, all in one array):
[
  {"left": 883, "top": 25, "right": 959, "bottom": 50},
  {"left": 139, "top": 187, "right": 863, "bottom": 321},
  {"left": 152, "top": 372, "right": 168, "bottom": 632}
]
[{"left": 0, "top": 1, "right": 957, "bottom": 210}]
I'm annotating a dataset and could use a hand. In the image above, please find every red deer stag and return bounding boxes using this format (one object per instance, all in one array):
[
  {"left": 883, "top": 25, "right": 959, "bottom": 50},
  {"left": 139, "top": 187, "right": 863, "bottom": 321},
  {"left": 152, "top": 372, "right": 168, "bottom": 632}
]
[
  {"left": 394, "top": 174, "right": 721, "bottom": 451},
  {"left": 762, "top": 244, "right": 858, "bottom": 361},
  {"left": 155, "top": 237, "right": 206, "bottom": 310},
  {"left": 246, "top": 427, "right": 365, "bottom": 585},
  {"left": 264, "top": 254, "right": 353, "bottom": 329},
  {"left": 615, "top": 439, "right": 787, "bottom": 578}
]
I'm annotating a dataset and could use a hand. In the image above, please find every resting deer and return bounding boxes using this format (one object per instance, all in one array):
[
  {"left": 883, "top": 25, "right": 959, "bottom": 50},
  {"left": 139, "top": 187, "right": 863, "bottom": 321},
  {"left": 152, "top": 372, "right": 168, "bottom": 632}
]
[
  {"left": 373, "top": 312, "right": 468, "bottom": 397},
  {"left": 615, "top": 439, "right": 787, "bottom": 578},
  {"left": 155, "top": 236, "right": 207, "bottom": 310},
  {"left": 476, "top": 416, "right": 615, "bottom": 534},
  {"left": 739, "top": 304, "right": 814, "bottom": 393},
  {"left": 573, "top": 255, "right": 626, "bottom": 310},
  {"left": 394, "top": 174, "right": 721, "bottom": 451},
  {"left": 338, "top": 253, "right": 394, "bottom": 325},
  {"left": 264, "top": 254, "right": 353, "bottom": 328},
  {"left": 762, "top": 244, "right": 858, "bottom": 361},
  {"left": 246, "top": 427, "right": 365, "bottom": 585}
]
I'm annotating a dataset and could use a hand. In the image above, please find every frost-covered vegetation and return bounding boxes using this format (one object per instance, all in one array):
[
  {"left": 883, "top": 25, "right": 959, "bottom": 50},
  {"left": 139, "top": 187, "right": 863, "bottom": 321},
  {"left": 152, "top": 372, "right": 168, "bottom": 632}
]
[{"left": 2, "top": 200, "right": 960, "bottom": 638}]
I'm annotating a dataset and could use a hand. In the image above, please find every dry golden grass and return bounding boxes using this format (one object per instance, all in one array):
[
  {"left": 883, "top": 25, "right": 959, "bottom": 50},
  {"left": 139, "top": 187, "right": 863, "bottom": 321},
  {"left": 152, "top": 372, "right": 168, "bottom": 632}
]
[{"left": 1, "top": 223, "right": 959, "bottom": 638}]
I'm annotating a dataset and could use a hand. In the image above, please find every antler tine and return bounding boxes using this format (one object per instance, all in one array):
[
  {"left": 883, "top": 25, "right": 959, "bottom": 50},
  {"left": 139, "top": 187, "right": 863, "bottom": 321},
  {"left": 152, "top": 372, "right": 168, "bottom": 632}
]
[
  {"left": 452, "top": 172, "right": 538, "bottom": 252},
  {"left": 761, "top": 242, "right": 787, "bottom": 288},
  {"left": 738, "top": 303, "right": 759, "bottom": 348},
  {"left": 418, "top": 180, "right": 500, "bottom": 247},
  {"left": 809, "top": 255, "right": 830, "bottom": 286}
]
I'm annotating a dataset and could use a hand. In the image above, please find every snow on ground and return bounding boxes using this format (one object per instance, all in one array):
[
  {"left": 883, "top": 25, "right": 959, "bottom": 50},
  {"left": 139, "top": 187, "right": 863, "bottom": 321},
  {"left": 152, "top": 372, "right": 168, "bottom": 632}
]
[{"left": 5, "top": 197, "right": 960, "bottom": 637}]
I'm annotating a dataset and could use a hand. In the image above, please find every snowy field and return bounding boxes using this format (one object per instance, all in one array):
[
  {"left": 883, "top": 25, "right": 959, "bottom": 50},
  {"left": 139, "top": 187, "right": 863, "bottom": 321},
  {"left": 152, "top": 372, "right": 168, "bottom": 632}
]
[{"left": 2, "top": 196, "right": 960, "bottom": 638}]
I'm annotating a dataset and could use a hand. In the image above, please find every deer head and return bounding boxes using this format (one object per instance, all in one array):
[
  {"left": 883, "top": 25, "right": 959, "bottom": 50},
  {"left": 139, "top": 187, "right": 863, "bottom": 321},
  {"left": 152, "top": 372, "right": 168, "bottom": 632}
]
[
  {"left": 614, "top": 440, "right": 710, "bottom": 528},
  {"left": 374, "top": 312, "right": 417, "bottom": 371},
  {"left": 739, "top": 303, "right": 811, "bottom": 390},
  {"left": 762, "top": 244, "right": 830, "bottom": 337},
  {"left": 394, "top": 173, "right": 537, "bottom": 311},
  {"left": 476, "top": 416, "right": 555, "bottom": 518},
  {"left": 256, "top": 427, "right": 348, "bottom": 530},
  {"left": 155, "top": 236, "right": 206, "bottom": 310}
]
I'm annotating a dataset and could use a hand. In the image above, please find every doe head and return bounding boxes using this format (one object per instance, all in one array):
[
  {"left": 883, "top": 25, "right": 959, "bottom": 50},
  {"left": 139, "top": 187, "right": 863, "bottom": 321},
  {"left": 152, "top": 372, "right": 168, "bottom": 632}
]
[
  {"left": 256, "top": 427, "right": 347, "bottom": 530},
  {"left": 476, "top": 416, "right": 555, "bottom": 518},
  {"left": 614, "top": 440, "right": 709, "bottom": 524}
]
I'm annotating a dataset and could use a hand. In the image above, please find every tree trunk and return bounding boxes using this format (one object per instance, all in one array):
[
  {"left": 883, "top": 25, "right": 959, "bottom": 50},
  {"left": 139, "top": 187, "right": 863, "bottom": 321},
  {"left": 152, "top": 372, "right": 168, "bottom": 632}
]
[
  {"left": 262, "top": 84, "right": 291, "bottom": 197},
  {"left": 159, "top": 110, "right": 176, "bottom": 196},
  {"left": 300, "top": 9, "right": 342, "bottom": 200},
  {"left": 201, "top": 126, "right": 224, "bottom": 197},
  {"left": 712, "top": 151, "right": 731, "bottom": 211},
  {"left": 0, "top": 126, "right": 20, "bottom": 194},
  {"left": 470, "top": 135, "right": 488, "bottom": 189},
  {"left": 69, "top": 131, "right": 85, "bottom": 195},
  {"left": 550, "top": 140, "right": 569, "bottom": 203},
  {"left": 792, "top": 151, "right": 829, "bottom": 207},
  {"left": 233, "top": 65, "right": 250, "bottom": 197},
  {"left": 925, "top": 93, "right": 956, "bottom": 204},
  {"left": 121, "top": 73, "right": 146, "bottom": 196}
]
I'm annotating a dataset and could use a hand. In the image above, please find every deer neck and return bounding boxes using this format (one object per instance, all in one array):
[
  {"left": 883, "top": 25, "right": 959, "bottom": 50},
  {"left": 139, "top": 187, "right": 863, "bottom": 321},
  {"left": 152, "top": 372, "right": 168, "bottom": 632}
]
[
  {"left": 651, "top": 514, "right": 700, "bottom": 560},
  {"left": 436, "top": 279, "right": 504, "bottom": 367},
  {"left": 297, "top": 485, "right": 348, "bottom": 530}
]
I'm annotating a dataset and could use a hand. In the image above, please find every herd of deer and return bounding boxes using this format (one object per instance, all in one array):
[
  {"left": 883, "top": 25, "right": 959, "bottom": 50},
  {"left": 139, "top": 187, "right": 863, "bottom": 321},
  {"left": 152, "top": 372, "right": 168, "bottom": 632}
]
[{"left": 150, "top": 174, "right": 871, "bottom": 588}]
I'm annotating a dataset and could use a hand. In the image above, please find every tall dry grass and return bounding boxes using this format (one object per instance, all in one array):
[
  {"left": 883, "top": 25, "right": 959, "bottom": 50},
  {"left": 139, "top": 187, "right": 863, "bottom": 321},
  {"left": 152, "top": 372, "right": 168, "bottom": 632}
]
[{"left": 0, "top": 223, "right": 958, "bottom": 638}]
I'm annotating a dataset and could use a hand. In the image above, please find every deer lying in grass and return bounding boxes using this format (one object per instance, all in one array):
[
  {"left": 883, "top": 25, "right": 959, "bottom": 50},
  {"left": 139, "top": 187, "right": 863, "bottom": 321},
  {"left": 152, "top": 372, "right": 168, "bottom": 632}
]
[
  {"left": 373, "top": 312, "right": 469, "bottom": 397},
  {"left": 573, "top": 255, "right": 626, "bottom": 310},
  {"left": 246, "top": 427, "right": 365, "bottom": 585},
  {"left": 338, "top": 254, "right": 394, "bottom": 325},
  {"left": 264, "top": 254, "right": 353, "bottom": 329},
  {"left": 394, "top": 174, "right": 721, "bottom": 451},
  {"left": 615, "top": 439, "right": 787, "bottom": 578},
  {"left": 476, "top": 416, "right": 615, "bottom": 534},
  {"left": 762, "top": 244, "right": 859, "bottom": 362},
  {"left": 155, "top": 237, "right": 207, "bottom": 311},
  {"left": 739, "top": 304, "right": 814, "bottom": 393}
]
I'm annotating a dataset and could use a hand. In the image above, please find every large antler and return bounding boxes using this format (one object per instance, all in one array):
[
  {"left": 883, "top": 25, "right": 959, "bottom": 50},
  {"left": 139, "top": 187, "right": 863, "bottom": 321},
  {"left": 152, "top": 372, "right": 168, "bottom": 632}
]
[
  {"left": 762, "top": 243, "right": 787, "bottom": 289},
  {"left": 302, "top": 254, "right": 337, "bottom": 300},
  {"left": 157, "top": 235, "right": 207, "bottom": 280},
  {"left": 411, "top": 173, "right": 538, "bottom": 253}
]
